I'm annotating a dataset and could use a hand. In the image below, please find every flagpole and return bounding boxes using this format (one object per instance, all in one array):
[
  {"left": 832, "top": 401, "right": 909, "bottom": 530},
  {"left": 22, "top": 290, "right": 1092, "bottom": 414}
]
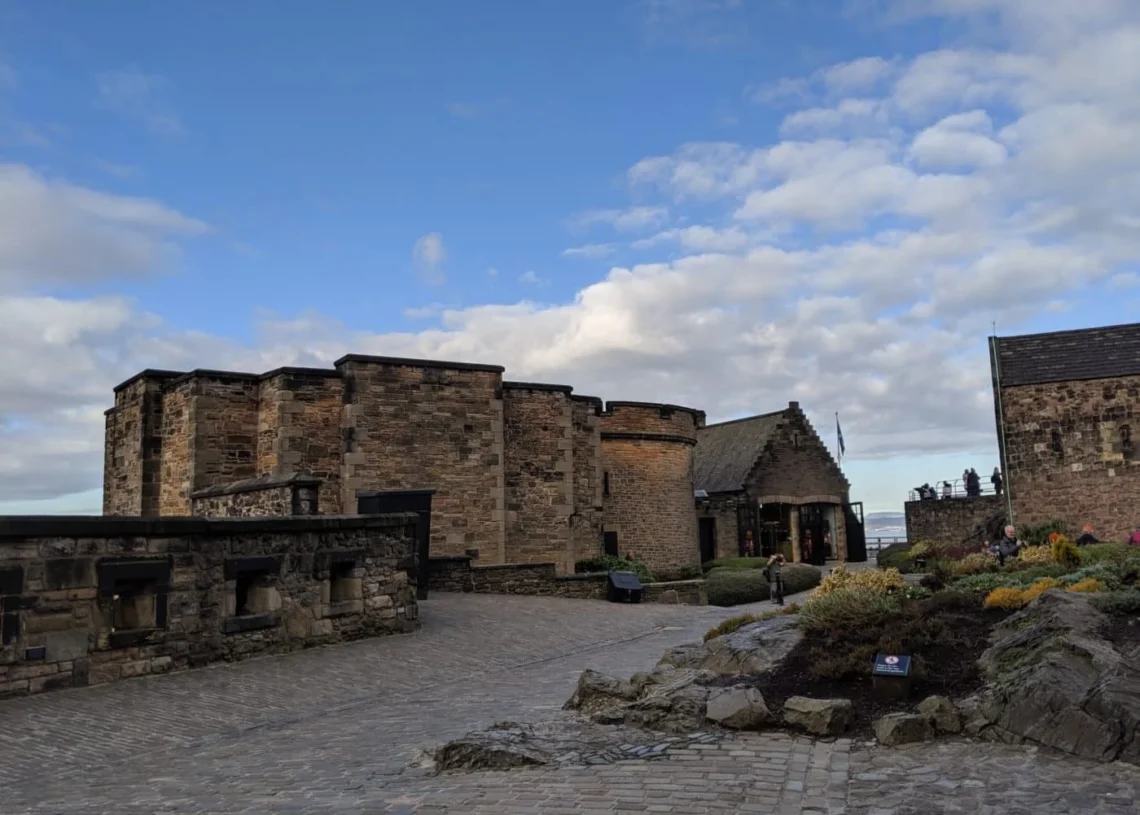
[{"left": 836, "top": 411, "right": 842, "bottom": 464}]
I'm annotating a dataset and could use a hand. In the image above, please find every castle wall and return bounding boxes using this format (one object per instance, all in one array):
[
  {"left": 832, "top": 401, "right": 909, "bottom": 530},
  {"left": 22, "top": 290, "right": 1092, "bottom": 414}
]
[
  {"left": 190, "top": 376, "right": 260, "bottom": 494},
  {"left": 337, "top": 356, "right": 507, "bottom": 560},
  {"left": 265, "top": 370, "right": 344, "bottom": 515},
  {"left": 570, "top": 396, "right": 605, "bottom": 563},
  {"left": 159, "top": 379, "right": 196, "bottom": 516},
  {"left": 905, "top": 495, "right": 1004, "bottom": 549},
  {"left": 256, "top": 376, "right": 282, "bottom": 478},
  {"left": 103, "top": 381, "right": 143, "bottom": 516},
  {"left": 502, "top": 384, "right": 575, "bottom": 570},
  {"left": 1000, "top": 375, "right": 1140, "bottom": 541},
  {"left": 0, "top": 514, "right": 417, "bottom": 699},
  {"left": 600, "top": 403, "right": 703, "bottom": 579}
]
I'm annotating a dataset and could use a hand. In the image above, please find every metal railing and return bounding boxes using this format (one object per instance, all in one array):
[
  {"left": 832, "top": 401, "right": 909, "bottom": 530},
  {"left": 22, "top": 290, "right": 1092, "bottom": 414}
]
[
  {"left": 908, "top": 475, "right": 1003, "bottom": 503},
  {"left": 865, "top": 537, "right": 906, "bottom": 552}
]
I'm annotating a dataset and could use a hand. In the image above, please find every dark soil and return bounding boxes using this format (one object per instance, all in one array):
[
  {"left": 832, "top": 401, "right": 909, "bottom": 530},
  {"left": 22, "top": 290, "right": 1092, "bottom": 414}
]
[{"left": 704, "top": 598, "right": 1013, "bottom": 739}]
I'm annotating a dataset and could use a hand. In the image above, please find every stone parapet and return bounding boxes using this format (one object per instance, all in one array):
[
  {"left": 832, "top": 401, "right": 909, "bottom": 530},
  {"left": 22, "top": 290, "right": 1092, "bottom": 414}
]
[
  {"left": 0, "top": 513, "right": 419, "bottom": 698},
  {"left": 904, "top": 496, "right": 1004, "bottom": 549}
]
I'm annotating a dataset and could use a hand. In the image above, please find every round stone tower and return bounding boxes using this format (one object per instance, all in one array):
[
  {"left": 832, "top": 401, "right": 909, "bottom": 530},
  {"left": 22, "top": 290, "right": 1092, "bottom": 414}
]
[{"left": 599, "top": 401, "right": 705, "bottom": 580}]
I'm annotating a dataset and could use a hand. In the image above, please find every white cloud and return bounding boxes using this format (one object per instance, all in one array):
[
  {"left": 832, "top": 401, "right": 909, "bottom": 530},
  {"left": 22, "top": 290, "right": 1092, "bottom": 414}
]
[
  {"left": 412, "top": 232, "right": 447, "bottom": 286},
  {"left": 5, "top": 0, "right": 1140, "bottom": 512},
  {"left": 518, "top": 270, "right": 549, "bottom": 286},
  {"left": 94, "top": 70, "right": 184, "bottom": 136},
  {"left": 563, "top": 243, "right": 617, "bottom": 259},
  {"left": 570, "top": 206, "right": 669, "bottom": 233}
]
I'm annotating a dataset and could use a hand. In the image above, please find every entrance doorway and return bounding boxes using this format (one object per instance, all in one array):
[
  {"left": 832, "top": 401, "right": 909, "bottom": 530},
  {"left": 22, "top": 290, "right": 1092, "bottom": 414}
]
[
  {"left": 356, "top": 489, "right": 434, "bottom": 600},
  {"left": 798, "top": 504, "right": 830, "bottom": 566},
  {"left": 844, "top": 502, "right": 867, "bottom": 563},
  {"left": 698, "top": 518, "right": 717, "bottom": 565}
]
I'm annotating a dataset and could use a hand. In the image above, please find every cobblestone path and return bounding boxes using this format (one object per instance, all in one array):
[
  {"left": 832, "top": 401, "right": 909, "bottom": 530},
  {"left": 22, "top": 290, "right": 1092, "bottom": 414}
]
[{"left": 0, "top": 592, "right": 1136, "bottom": 813}]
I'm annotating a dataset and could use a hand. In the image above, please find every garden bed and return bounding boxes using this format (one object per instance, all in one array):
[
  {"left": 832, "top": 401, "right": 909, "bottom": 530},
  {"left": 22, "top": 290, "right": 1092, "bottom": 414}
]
[{"left": 704, "top": 594, "right": 1013, "bottom": 738}]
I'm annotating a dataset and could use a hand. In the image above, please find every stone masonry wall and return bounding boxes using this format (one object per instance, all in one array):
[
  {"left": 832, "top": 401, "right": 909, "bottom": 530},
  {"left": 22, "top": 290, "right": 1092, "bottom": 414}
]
[
  {"left": 697, "top": 497, "right": 741, "bottom": 561},
  {"left": 0, "top": 514, "right": 418, "bottom": 699},
  {"left": 570, "top": 397, "right": 606, "bottom": 563},
  {"left": 270, "top": 371, "right": 344, "bottom": 515},
  {"left": 191, "top": 376, "right": 260, "bottom": 494},
  {"left": 503, "top": 385, "right": 575, "bottom": 570},
  {"left": 905, "top": 496, "right": 1004, "bottom": 549},
  {"left": 338, "top": 357, "right": 506, "bottom": 561},
  {"left": 746, "top": 408, "right": 849, "bottom": 504},
  {"left": 256, "top": 376, "right": 282, "bottom": 479},
  {"left": 159, "top": 379, "right": 196, "bottom": 516},
  {"left": 104, "top": 380, "right": 144, "bottom": 516},
  {"left": 1001, "top": 375, "right": 1140, "bottom": 541},
  {"left": 601, "top": 404, "right": 703, "bottom": 580},
  {"left": 426, "top": 557, "right": 706, "bottom": 604}
]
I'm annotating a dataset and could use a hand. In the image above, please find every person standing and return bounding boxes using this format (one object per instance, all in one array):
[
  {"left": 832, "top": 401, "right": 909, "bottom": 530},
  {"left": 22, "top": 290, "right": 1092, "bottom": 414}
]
[
  {"left": 766, "top": 553, "right": 786, "bottom": 606},
  {"left": 991, "top": 467, "right": 1003, "bottom": 496}
]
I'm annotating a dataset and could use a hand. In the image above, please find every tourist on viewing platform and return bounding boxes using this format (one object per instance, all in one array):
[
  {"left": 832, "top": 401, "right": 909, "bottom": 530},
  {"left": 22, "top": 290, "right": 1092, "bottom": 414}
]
[
  {"left": 1076, "top": 525, "right": 1099, "bottom": 546},
  {"left": 992, "top": 467, "right": 1004, "bottom": 496},
  {"left": 765, "top": 553, "right": 786, "bottom": 606},
  {"left": 966, "top": 468, "right": 982, "bottom": 497},
  {"left": 942, "top": 481, "right": 953, "bottom": 500}
]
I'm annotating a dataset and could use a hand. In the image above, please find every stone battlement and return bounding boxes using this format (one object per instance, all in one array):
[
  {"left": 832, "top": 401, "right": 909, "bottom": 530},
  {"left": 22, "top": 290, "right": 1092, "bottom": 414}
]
[
  {"left": 104, "top": 355, "right": 705, "bottom": 579},
  {"left": 0, "top": 513, "right": 419, "bottom": 699}
]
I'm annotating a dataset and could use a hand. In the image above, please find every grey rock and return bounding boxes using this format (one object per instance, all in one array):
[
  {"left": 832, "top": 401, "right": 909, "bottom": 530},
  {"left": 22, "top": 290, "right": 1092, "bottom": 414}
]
[
  {"left": 705, "top": 686, "right": 772, "bottom": 730},
  {"left": 916, "top": 695, "right": 961, "bottom": 734},
  {"left": 434, "top": 723, "right": 550, "bottom": 771},
  {"left": 657, "top": 615, "right": 803, "bottom": 676},
  {"left": 874, "top": 713, "right": 934, "bottom": 746},
  {"left": 978, "top": 591, "right": 1140, "bottom": 762},
  {"left": 563, "top": 669, "right": 637, "bottom": 713},
  {"left": 783, "top": 696, "right": 853, "bottom": 736}
]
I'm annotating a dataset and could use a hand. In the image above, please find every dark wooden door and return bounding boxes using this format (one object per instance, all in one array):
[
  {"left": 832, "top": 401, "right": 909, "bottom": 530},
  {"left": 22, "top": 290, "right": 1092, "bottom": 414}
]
[
  {"left": 698, "top": 518, "right": 717, "bottom": 565},
  {"left": 844, "top": 502, "right": 867, "bottom": 563},
  {"left": 603, "top": 531, "right": 619, "bottom": 557},
  {"left": 356, "top": 490, "right": 434, "bottom": 600},
  {"left": 799, "top": 504, "right": 828, "bottom": 566}
]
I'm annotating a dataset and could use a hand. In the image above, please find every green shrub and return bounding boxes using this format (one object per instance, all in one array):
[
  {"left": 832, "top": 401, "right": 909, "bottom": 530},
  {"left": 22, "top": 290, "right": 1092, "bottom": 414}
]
[
  {"left": 1093, "top": 590, "right": 1140, "bottom": 616},
  {"left": 781, "top": 563, "right": 823, "bottom": 595},
  {"left": 798, "top": 588, "right": 903, "bottom": 632},
  {"left": 1060, "top": 563, "right": 1125, "bottom": 591},
  {"left": 951, "top": 563, "right": 1068, "bottom": 593},
  {"left": 706, "top": 569, "right": 770, "bottom": 606},
  {"left": 876, "top": 542, "right": 912, "bottom": 571},
  {"left": 1019, "top": 519, "right": 1067, "bottom": 547},
  {"left": 575, "top": 555, "right": 654, "bottom": 583},
  {"left": 701, "top": 556, "right": 767, "bottom": 572},
  {"left": 678, "top": 563, "right": 703, "bottom": 580},
  {"left": 1051, "top": 534, "right": 1081, "bottom": 570},
  {"left": 1081, "top": 544, "right": 1140, "bottom": 568}
]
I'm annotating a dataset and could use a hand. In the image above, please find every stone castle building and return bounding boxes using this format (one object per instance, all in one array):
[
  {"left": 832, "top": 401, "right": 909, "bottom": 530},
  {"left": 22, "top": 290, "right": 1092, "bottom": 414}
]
[
  {"left": 990, "top": 321, "right": 1140, "bottom": 541},
  {"left": 104, "top": 355, "right": 706, "bottom": 578}
]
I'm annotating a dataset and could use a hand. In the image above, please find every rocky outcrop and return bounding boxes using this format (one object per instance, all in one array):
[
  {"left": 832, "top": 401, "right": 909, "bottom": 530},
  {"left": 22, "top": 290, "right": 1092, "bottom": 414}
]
[
  {"left": 916, "top": 695, "right": 961, "bottom": 734},
  {"left": 974, "top": 591, "right": 1140, "bottom": 763},
  {"left": 705, "top": 686, "right": 772, "bottom": 730},
  {"left": 783, "top": 697, "right": 853, "bottom": 736},
  {"left": 874, "top": 713, "right": 934, "bottom": 746},
  {"left": 565, "top": 616, "right": 801, "bottom": 734},
  {"left": 658, "top": 615, "right": 802, "bottom": 676}
]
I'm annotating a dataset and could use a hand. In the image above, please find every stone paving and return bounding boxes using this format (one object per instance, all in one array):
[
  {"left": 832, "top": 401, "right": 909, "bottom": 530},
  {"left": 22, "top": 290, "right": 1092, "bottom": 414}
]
[{"left": 0, "top": 590, "right": 1137, "bottom": 813}]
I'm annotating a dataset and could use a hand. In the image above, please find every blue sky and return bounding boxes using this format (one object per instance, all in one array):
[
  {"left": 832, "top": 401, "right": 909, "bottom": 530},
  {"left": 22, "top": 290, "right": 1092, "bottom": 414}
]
[{"left": 1, "top": 0, "right": 1138, "bottom": 515}]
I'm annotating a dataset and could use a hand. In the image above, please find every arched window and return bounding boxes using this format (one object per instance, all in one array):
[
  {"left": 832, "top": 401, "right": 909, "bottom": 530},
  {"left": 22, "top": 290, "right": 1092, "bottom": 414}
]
[{"left": 1050, "top": 429, "right": 1063, "bottom": 454}]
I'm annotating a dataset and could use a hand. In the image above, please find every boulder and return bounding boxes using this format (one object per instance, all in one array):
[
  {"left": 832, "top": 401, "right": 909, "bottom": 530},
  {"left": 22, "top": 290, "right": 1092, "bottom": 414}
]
[
  {"left": 976, "top": 591, "right": 1140, "bottom": 762},
  {"left": 874, "top": 712, "right": 934, "bottom": 746},
  {"left": 563, "top": 669, "right": 637, "bottom": 714},
  {"left": 434, "top": 722, "right": 550, "bottom": 771},
  {"left": 658, "top": 615, "right": 803, "bottom": 676},
  {"left": 617, "top": 669, "right": 715, "bottom": 733},
  {"left": 705, "top": 686, "right": 772, "bottom": 730},
  {"left": 916, "top": 695, "right": 961, "bottom": 734},
  {"left": 782, "top": 696, "right": 853, "bottom": 736}
]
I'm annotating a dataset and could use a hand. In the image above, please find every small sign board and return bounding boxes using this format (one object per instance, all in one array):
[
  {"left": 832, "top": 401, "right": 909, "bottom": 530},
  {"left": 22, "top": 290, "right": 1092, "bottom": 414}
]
[{"left": 872, "top": 654, "right": 911, "bottom": 677}]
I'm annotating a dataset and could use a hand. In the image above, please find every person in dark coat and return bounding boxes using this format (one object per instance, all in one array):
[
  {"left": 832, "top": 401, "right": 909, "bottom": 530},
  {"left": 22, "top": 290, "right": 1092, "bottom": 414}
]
[{"left": 991, "top": 467, "right": 1003, "bottom": 496}]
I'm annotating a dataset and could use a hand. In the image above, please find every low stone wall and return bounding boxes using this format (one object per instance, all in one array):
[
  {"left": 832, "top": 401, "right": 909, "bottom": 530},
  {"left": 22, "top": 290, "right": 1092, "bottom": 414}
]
[
  {"left": 0, "top": 514, "right": 418, "bottom": 698},
  {"left": 905, "top": 496, "right": 1004, "bottom": 549},
  {"left": 428, "top": 557, "right": 706, "bottom": 604},
  {"left": 190, "top": 474, "right": 322, "bottom": 517}
]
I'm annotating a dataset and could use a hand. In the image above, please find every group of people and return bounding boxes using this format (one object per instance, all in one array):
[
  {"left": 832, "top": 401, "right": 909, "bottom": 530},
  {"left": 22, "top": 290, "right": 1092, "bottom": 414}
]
[
  {"left": 915, "top": 467, "right": 1003, "bottom": 500},
  {"left": 986, "top": 523, "right": 1140, "bottom": 565}
]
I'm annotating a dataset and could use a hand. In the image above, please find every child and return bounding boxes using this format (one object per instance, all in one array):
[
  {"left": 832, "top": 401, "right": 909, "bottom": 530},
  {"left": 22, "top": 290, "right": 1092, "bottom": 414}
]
[{"left": 765, "top": 553, "right": 786, "bottom": 606}]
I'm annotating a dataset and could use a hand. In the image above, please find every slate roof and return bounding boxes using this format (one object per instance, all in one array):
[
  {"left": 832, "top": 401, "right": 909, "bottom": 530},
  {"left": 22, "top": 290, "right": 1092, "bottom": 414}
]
[
  {"left": 693, "top": 409, "right": 786, "bottom": 494},
  {"left": 992, "top": 322, "right": 1140, "bottom": 387}
]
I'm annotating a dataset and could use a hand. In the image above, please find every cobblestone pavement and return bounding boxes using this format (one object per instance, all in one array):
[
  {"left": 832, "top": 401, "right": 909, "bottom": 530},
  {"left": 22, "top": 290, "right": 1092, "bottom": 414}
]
[{"left": 1, "top": 590, "right": 1137, "bottom": 813}]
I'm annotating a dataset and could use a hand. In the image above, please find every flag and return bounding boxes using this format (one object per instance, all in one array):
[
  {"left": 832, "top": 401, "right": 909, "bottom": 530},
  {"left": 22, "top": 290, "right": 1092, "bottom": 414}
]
[{"left": 836, "top": 413, "right": 846, "bottom": 460}]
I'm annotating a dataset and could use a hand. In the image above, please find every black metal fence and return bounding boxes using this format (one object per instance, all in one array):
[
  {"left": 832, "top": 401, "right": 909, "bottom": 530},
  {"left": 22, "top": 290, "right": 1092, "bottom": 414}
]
[{"left": 908, "top": 475, "right": 1002, "bottom": 503}]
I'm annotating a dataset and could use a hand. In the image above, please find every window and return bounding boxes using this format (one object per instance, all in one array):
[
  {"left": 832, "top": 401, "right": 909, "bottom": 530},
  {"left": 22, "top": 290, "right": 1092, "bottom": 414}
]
[
  {"left": 603, "top": 471, "right": 611, "bottom": 497},
  {"left": 1050, "top": 429, "right": 1063, "bottom": 454},
  {"left": 604, "top": 531, "right": 619, "bottom": 557},
  {"left": 223, "top": 557, "right": 282, "bottom": 633},
  {"left": 792, "top": 432, "right": 800, "bottom": 449},
  {"left": 112, "top": 579, "right": 157, "bottom": 631},
  {"left": 328, "top": 561, "right": 363, "bottom": 612},
  {"left": 234, "top": 571, "right": 278, "bottom": 616}
]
